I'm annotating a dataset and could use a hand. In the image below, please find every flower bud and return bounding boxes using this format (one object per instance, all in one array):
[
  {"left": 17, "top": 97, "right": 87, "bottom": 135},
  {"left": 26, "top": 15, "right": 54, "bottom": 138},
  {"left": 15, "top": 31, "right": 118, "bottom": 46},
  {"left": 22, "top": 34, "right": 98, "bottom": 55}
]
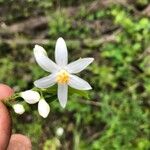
[
  {"left": 13, "top": 104, "right": 25, "bottom": 114},
  {"left": 56, "top": 127, "right": 64, "bottom": 137},
  {"left": 38, "top": 99, "right": 50, "bottom": 118},
  {"left": 20, "top": 90, "right": 40, "bottom": 104}
]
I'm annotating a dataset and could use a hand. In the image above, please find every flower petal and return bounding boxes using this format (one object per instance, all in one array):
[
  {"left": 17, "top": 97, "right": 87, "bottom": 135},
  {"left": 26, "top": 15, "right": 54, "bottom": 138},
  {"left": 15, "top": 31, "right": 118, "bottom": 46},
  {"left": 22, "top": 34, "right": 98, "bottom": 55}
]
[
  {"left": 38, "top": 99, "right": 50, "bottom": 118},
  {"left": 34, "top": 73, "right": 56, "bottom": 88},
  {"left": 34, "top": 45, "right": 59, "bottom": 72},
  {"left": 68, "top": 75, "right": 92, "bottom": 90},
  {"left": 55, "top": 37, "right": 68, "bottom": 66},
  {"left": 20, "top": 90, "right": 40, "bottom": 104},
  {"left": 58, "top": 84, "right": 68, "bottom": 108},
  {"left": 66, "top": 58, "right": 94, "bottom": 73}
]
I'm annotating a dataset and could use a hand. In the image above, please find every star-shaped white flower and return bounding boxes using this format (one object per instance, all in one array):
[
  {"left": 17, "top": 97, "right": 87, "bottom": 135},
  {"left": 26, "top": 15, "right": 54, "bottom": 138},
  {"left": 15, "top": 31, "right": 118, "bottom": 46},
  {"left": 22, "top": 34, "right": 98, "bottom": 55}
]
[{"left": 34, "top": 37, "right": 94, "bottom": 108}]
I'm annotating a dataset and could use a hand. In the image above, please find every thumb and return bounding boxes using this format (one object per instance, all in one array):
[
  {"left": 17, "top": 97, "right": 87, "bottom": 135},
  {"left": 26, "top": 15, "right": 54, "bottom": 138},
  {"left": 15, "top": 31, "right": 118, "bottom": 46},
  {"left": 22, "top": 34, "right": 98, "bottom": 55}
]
[
  {"left": 0, "top": 84, "right": 13, "bottom": 150},
  {"left": 0, "top": 102, "right": 12, "bottom": 150},
  {"left": 0, "top": 84, "right": 14, "bottom": 101}
]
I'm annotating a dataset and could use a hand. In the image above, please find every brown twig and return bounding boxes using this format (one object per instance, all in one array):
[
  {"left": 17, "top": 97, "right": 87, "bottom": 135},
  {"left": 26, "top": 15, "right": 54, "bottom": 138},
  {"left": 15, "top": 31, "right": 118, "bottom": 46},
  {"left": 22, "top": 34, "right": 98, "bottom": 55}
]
[
  {"left": 142, "top": 4, "right": 150, "bottom": 17},
  {"left": 76, "top": 99, "right": 101, "bottom": 107},
  {"left": 0, "top": 16, "right": 48, "bottom": 34},
  {"left": 1, "top": 33, "right": 117, "bottom": 46}
]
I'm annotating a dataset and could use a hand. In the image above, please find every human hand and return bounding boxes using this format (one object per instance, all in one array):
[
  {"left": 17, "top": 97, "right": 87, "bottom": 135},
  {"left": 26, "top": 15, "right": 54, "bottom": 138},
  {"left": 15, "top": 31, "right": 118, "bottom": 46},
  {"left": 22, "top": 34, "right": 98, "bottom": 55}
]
[{"left": 0, "top": 84, "right": 32, "bottom": 150}]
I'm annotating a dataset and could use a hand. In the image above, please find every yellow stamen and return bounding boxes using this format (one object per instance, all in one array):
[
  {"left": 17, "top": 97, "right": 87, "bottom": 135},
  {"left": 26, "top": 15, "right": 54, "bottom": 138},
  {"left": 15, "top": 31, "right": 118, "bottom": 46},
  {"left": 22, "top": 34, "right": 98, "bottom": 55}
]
[{"left": 56, "top": 70, "right": 70, "bottom": 84}]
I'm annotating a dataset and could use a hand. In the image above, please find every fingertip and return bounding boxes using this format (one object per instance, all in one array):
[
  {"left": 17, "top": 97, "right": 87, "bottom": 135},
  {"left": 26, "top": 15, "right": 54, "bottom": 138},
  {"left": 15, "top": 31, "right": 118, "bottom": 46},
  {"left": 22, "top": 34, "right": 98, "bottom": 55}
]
[
  {"left": 8, "top": 134, "right": 32, "bottom": 150},
  {"left": 0, "top": 84, "right": 14, "bottom": 101}
]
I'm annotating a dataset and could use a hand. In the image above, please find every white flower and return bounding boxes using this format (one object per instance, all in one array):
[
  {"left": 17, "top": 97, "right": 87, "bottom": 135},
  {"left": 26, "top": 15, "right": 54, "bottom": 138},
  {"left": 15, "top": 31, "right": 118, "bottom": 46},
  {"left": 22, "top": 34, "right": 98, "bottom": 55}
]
[
  {"left": 20, "top": 90, "right": 50, "bottom": 118},
  {"left": 34, "top": 37, "right": 94, "bottom": 108},
  {"left": 13, "top": 104, "right": 25, "bottom": 114},
  {"left": 56, "top": 127, "right": 64, "bottom": 137}
]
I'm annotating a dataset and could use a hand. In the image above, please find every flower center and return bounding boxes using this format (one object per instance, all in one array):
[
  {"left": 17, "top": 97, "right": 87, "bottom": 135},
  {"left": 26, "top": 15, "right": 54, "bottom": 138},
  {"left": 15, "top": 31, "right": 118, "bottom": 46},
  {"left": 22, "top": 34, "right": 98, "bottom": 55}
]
[{"left": 56, "top": 70, "right": 70, "bottom": 84}]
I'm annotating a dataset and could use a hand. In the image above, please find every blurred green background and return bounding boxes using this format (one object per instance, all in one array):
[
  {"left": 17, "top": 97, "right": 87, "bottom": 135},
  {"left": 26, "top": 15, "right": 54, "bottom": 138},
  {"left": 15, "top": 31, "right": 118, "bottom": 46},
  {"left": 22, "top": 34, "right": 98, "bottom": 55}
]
[{"left": 0, "top": 0, "right": 150, "bottom": 149}]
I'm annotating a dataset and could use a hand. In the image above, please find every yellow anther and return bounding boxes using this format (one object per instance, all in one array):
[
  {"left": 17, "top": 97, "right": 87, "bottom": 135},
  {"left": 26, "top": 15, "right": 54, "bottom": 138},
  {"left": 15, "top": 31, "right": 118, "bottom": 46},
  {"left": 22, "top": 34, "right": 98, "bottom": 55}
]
[{"left": 56, "top": 70, "right": 70, "bottom": 84}]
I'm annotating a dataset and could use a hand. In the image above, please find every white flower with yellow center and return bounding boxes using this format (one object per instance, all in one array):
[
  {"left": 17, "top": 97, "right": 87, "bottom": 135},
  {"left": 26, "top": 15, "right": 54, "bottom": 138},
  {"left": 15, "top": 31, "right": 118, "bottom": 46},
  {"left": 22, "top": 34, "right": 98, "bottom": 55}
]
[{"left": 34, "top": 37, "right": 94, "bottom": 108}]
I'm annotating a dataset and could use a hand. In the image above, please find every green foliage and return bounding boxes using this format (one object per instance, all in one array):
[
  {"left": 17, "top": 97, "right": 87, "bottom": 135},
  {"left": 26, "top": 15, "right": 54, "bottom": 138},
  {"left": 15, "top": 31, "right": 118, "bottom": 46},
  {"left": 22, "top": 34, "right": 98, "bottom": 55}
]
[{"left": 0, "top": 0, "right": 150, "bottom": 149}]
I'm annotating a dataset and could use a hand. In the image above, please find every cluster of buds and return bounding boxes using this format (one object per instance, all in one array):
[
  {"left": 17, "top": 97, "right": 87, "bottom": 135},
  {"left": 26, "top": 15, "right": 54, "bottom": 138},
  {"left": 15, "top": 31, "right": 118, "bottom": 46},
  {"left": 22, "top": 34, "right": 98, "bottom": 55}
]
[{"left": 13, "top": 90, "right": 50, "bottom": 118}]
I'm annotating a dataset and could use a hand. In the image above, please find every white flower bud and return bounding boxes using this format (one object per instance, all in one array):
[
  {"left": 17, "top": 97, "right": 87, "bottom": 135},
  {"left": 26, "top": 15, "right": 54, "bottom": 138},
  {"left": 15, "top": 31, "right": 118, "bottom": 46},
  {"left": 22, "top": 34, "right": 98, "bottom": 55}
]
[
  {"left": 13, "top": 104, "right": 25, "bottom": 115},
  {"left": 20, "top": 90, "right": 40, "bottom": 104},
  {"left": 56, "top": 127, "right": 64, "bottom": 137},
  {"left": 38, "top": 99, "right": 50, "bottom": 118}
]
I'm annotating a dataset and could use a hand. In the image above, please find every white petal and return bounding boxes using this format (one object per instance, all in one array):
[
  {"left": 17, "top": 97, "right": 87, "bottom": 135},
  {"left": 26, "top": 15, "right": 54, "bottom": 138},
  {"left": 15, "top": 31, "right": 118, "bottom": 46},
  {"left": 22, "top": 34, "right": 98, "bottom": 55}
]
[
  {"left": 38, "top": 99, "right": 50, "bottom": 118},
  {"left": 20, "top": 90, "right": 40, "bottom": 104},
  {"left": 66, "top": 58, "right": 94, "bottom": 73},
  {"left": 55, "top": 37, "right": 68, "bottom": 66},
  {"left": 34, "top": 73, "right": 56, "bottom": 88},
  {"left": 34, "top": 45, "right": 47, "bottom": 56},
  {"left": 58, "top": 84, "right": 68, "bottom": 108},
  {"left": 68, "top": 75, "right": 92, "bottom": 90},
  {"left": 34, "top": 45, "right": 59, "bottom": 72},
  {"left": 13, "top": 104, "right": 25, "bottom": 115}
]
